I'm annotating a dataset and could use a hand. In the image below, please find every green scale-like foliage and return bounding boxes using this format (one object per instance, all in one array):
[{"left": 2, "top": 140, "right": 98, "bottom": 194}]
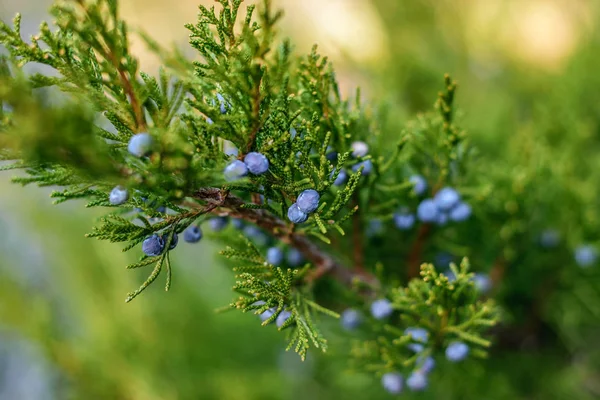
[{"left": 0, "top": 0, "right": 500, "bottom": 385}]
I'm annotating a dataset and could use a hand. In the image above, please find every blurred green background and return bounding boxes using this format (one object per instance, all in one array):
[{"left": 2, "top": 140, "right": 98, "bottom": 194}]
[{"left": 1, "top": 0, "right": 600, "bottom": 399}]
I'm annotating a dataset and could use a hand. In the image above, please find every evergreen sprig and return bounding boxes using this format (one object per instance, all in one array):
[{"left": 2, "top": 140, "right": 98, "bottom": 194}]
[{"left": 0, "top": 0, "right": 501, "bottom": 386}]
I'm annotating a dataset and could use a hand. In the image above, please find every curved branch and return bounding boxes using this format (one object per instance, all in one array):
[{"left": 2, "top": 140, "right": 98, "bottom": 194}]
[{"left": 190, "top": 188, "right": 379, "bottom": 289}]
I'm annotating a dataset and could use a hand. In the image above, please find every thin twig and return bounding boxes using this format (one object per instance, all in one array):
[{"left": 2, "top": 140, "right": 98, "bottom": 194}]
[{"left": 190, "top": 188, "right": 379, "bottom": 288}]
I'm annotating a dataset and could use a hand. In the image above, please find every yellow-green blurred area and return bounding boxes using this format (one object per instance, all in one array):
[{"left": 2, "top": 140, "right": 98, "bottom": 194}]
[{"left": 1, "top": 0, "right": 600, "bottom": 399}]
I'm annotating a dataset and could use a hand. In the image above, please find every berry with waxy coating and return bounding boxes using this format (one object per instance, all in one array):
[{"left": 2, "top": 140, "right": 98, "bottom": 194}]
[
  {"left": 366, "top": 219, "right": 384, "bottom": 237},
  {"left": 449, "top": 202, "right": 472, "bottom": 222},
  {"left": 405, "top": 327, "right": 429, "bottom": 343},
  {"left": 243, "top": 225, "right": 269, "bottom": 246},
  {"left": 266, "top": 247, "right": 284, "bottom": 266},
  {"left": 436, "top": 212, "right": 449, "bottom": 226},
  {"left": 352, "top": 159, "right": 373, "bottom": 175},
  {"left": 231, "top": 218, "right": 244, "bottom": 230},
  {"left": 351, "top": 141, "right": 369, "bottom": 158},
  {"left": 406, "top": 372, "right": 428, "bottom": 391},
  {"left": 417, "top": 199, "right": 439, "bottom": 222},
  {"left": 540, "top": 229, "right": 560, "bottom": 248},
  {"left": 326, "top": 146, "right": 337, "bottom": 161},
  {"left": 224, "top": 160, "right": 248, "bottom": 181},
  {"left": 290, "top": 127, "right": 297, "bottom": 139},
  {"left": 244, "top": 152, "right": 269, "bottom": 175},
  {"left": 276, "top": 310, "right": 292, "bottom": 328},
  {"left": 434, "top": 187, "right": 460, "bottom": 211},
  {"left": 260, "top": 307, "right": 276, "bottom": 323},
  {"left": 417, "top": 355, "right": 435, "bottom": 374},
  {"left": 183, "top": 225, "right": 203, "bottom": 243},
  {"left": 473, "top": 273, "right": 492, "bottom": 293},
  {"left": 209, "top": 217, "right": 228, "bottom": 231},
  {"left": 109, "top": 186, "right": 128, "bottom": 205},
  {"left": 216, "top": 93, "right": 228, "bottom": 114},
  {"left": 575, "top": 245, "right": 597, "bottom": 267},
  {"left": 394, "top": 210, "right": 415, "bottom": 230},
  {"left": 410, "top": 174, "right": 427, "bottom": 196},
  {"left": 331, "top": 168, "right": 348, "bottom": 186},
  {"left": 142, "top": 234, "right": 165, "bottom": 256},
  {"left": 370, "top": 298, "right": 393, "bottom": 320},
  {"left": 286, "top": 248, "right": 304, "bottom": 267},
  {"left": 341, "top": 309, "right": 362, "bottom": 331},
  {"left": 446, "top": 341, "right": 469, "bottom": 362},
  {"left": 127, "top": 132, "right": 153, "bottom": 157},
  {"left": 381, "top": 372, "right": 403, "bottom": 395},
  {"left": 287, "top": 203, "right": 308, "bottom": 224},
  {"left": 297, "top": 189, "right": 320, "bottom": 213},
  {"left": 161, "top": 232, "right": 178, "bottom": 250}
]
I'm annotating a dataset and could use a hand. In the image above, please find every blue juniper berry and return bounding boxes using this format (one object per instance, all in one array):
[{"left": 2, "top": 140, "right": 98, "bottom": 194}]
[
  {"left": 445, "top": 341, "right": 470, "bottom": 362},
  {"left": 109, "top": 186, "right": 128, "bottom": 205},
  {"left": 142, "top": 234, "right": 165, "bottom": 257},
  {"left": 351, "top": 141, "right": 369, "bottom": 158},
  {"left": 276, "top": 310, "right": 292, "bottom": 328},
  {"left": 449, "top": 202, "right": 472, "bottom": 222},
  {"left": 406, "top": 372, "right": 428, "bottom": 391},
  {"left": 381, "top": 372, "right": 403, "bottom": 395},
  {"left": 352, "top": 159, "right": 373, "bottom": 175},
  {"left": 161, "top": 232, "right": 178, "bottom": 250},
  {"left": 473, "top": 273, "right": 492, "bottom": 294},
  {"left": 266, "top": 247, "right": 284, "bottom": 266},
  {"left": 286, "top": 248, "right": 304, "bottom": 267},
  {"left": 224, "top": 159, "right": 248, "bottom": 181},
  {"left": 209, "top": 216, "right": 228, "bottom": 231},
  {"left": 575, "top": 245, "right": 597, "bottom": 267},
  {"left": 370, "top": 298, "right": 393, "bottom": 320},
  {"left": 223, "top": 141, "right": 239, "bottom": 158},
  {"left": 287, "top": 203, "right": 308, "bottom": 224},
  {"left": 417, "top": 199, "right": 439, "bottom": 222},
  {"left": 540, "top": 229, "right": 560, "bottom": 248},
  {"left": 244, "top": 152, "right": 269, "bottom": 175},
  {"left": 243, "top": 225, "right": 269, "bottom": 246},
  {"left": 416, "top": 355, "right": 435, "bottom": 374},
  {"left": 216, "top": 93, "right": 228, "bottom": 114},
  {"left": 436, "top": 211, "right": 449, "bottom": 226},
  {"left": 260, "top": 307, "right": 276, "bottom": 323},
  {"left": 331, "top": 168, "right": 348, "bottom": 186},
  {"left": 340, "top": 309, "right": 363, "bottom": 331},
  {"left": 410, "top": 174, "right": 427, "bottom": 196},
  {"left": 127, "top": 132, "right": 153, "bottom": 157},
  {"left": 290, "top": 127, "right": 297, "bottom": 140},
  {"left": 231, "top": 218, "right": 244, "bottom": 230},
  {"left": 366, "top": 219, "right": 384, "bottom": 237},
  {"left": 326, "top": 146, "right": 338, "bottom": 161},
  {"left": 183, "top": 225, "right": 203, "bottom": 243},
  {"left": 405, "top": 327, "right": 429, "bottom": 343},
  {"left": 434, "top": 187, "right": 461, "bottom": 211},
  {"left": 393, "top": 209, "right": 415, "bottom": 230},
  {"left": 297, "top": 189, "right": 320, "bottom": 213}
]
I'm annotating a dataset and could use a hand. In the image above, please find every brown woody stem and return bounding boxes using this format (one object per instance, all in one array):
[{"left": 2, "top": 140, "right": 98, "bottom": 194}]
[{"left": 190, "top": 188, "right": 379, "bottom": 288}]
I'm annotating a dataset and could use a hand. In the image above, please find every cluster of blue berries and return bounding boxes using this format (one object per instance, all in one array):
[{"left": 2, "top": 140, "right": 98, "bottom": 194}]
[
  {"left": 287, "top": 189, "right": 320, "bottom": 224},
  {"left": 266, "top": 247, "right": 305, "bottom": 267},
  {"left": 224, "top": 151, "right": 269, "bottom": 181},
  {"left": 393, "top": 179, "right": 472, "bottom": 230},
  {"left": 381, "top": 333, "right": 470, "bottom": 394},
  {"left": 339, "top": 300, "right": 471, "bottom": 394},
  {"left": 254, "top": 301, "right": 293, "bottom": 328},
  {"left": 141, "top": 224, "right": 204, "bottom": 257},
  {"left": 418, "top": 187, "right": 472, "bottom": 225}
]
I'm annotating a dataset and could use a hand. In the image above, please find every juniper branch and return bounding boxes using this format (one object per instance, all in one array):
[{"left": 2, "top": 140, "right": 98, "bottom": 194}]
[{"left": 191, "top": 187, "right": 379, "bottom": 288}]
